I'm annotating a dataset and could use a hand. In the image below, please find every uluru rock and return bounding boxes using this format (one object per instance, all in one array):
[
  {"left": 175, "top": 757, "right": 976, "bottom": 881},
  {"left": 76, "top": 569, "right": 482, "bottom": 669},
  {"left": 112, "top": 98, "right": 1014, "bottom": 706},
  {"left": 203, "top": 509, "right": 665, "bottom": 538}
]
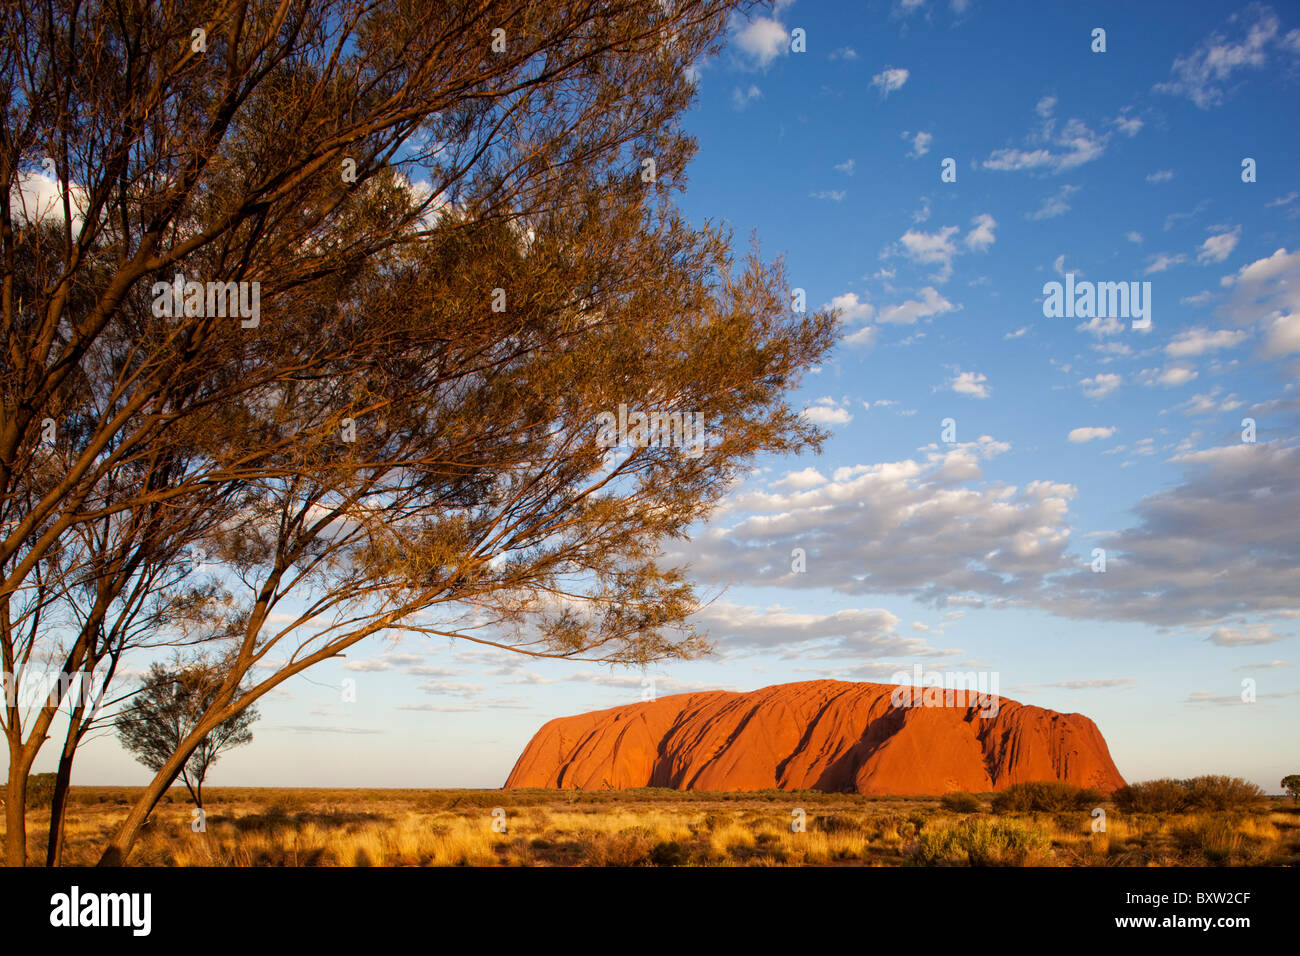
[{"left": 504, "top": 679, "right": 1125, "bottom": 795}]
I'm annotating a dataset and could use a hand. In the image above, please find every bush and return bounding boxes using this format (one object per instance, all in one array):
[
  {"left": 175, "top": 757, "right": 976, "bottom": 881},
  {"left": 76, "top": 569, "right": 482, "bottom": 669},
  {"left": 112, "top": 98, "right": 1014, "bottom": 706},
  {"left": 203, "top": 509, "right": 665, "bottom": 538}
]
[
  {"left": 991, "top": 782, "right": 1102, "bottom": 813},
  {"left": 26, "top": 772, "right": 58, "bottom": 809},
  {"left": 1112, "top": 778, "right": 1188, "bottom": 813},
  {"left": 1113, "top": 776, "right": 1264, "bottom": 814},
  {"left": 913, "top": 818, "right": 1051, "bottom": 866},
  {"left": 1185, "top": 775, "right": 1265, "bottom": 811},
  {"left": 1112, "top": 780, "right": 1263, "bottom": 816},
  {"left": 940, "top": 792, "right": 982, "bottom": 813},
  {"left": 814, "top": 813, "right": 858, "bottom": 833},
  {"left": 650, "top": 841, "right": 687, "bottom": 866}
]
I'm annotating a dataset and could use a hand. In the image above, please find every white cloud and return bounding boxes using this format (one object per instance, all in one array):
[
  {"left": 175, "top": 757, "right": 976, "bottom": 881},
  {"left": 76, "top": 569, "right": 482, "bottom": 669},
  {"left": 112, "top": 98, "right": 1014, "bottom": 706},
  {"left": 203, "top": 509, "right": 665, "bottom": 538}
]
[
  {"left": 1145, "top": 252, "right": 1188, "bottom": 274},
  {"left": 1080, "top": 373, "right": 1122, "bottom": 399},
  {"left": 773, "top": 467, "right": 828, "bottom": 490},
  {"left": 877, "top": 286, "right": 955, "bottom": 325},
  {"left": 871, "top": 67, "right": 910, "bottom": 97},
  {"left": 692, "top": 602, "right": 942, "bottom": 660},
  {"left": 1035, "top": 95, "right": 1057, "bottom": 118},
  {"left": 732, "top": 84, "right": 762, "bottom": 109},
  {"left": 1208, "top": 625, "right": 1282, "bottom": 647},
  {"left": 829, "top": 291, "right": 873, "bottom": 323},
  {"left": 1030, "top": 184, "right": 1080, "bottom": 220},
  {"left": 834, "top": 158, "right": 856, "bottom": 175},
  {"left": 983, "top": 117, "right": 1108, "bottom": 173},
  {"left": 1112, "top": 112, "right": 1143, "bottom": 137},
  {"left": 1039, "top": 440, "right": 1300, "bottom": 627},
  {"left": 417, "top": 680, "right": 486, "bottom": 697},
  {"left": 963, "top": 213, "right": 997, "bottom": 251},
  {"left": 1146, "top": 169, "right": 1174, "bottom": 183},
  {"left": 897, "top": 224, "right": 959, "bottom": 281},
  {"left": 1068, "top": 426, "right": 1116, "bottom": 443},
  {"left": 1197, "top": 226, "right": 1240, "bottom": 264},
  {"left": 1126, "top": 231, "right": 1143, "bottom": 243},
  {"left": 1262, "top": 313, "right": 1300, "bottom": 357},
  {"left": 672, "top": 439, "right": 1077, "bottom": 610},
  {"left": 904, "top": 130, "right": 932, "bottom": 157},
  {"left": 1165, "top": 328, "right": 1247, "bottom": 357},
  {"left": 10, "top": 171, "right": 90, "bottom": 234},
  {"left": 803, "top": 397, "right": 854, "bottom": 426},
  {"left": 810, "top": 189, "right": 846, "bottom": 202},
  {"left": 893, "top": 216, "right": 994, "bottom": 282},
  {"left": 1217, "top": 247, "right": 1300, "bottom": 358},
  {"left": 1176, "top": 387, "right": 1243, "bottom": 416},
  {"left": 1157, "top": 366, "right": 1199, "bottom": 387},
  {"left": 949, "top": 369, "right": 990, "bottom": 399},
  {"left": 844, "top": 324, "right": 877, "bottom": 347},
  {"left": 732, "top": 15, "right": 790, "bottom": 68},
  {"left": 1156, "top": 6, "right": 1299, "bottom": 108}
]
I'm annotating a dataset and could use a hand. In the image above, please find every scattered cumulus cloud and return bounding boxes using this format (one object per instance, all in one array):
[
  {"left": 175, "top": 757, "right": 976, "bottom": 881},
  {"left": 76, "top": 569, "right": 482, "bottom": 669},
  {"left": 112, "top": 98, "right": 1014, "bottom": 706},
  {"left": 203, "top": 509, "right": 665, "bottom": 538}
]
[
  {"left": 1156, "top": 6, "right": 1300, "bottom": 108},
  {"left": 1165, "top": 328, "right": 1247, "bottom": 357},
  {"left": 731, "top": 15, "right": 790, "bottom": 68},
  {"left": 904, "top": 130, "right": 932, "bottom": 157},
  {"left": 1197, "top": 226, "right": 1241, "bottom": 264},
  {"left": 871, "top": 67, "right": 910, "bottom": 97},
  {"left": 1068, "top": 426, "right": 1116, "bottom": 443},
  {"left": 1080, "top": 373, "right": 1122, "bottom": 399},
  {"left": 731, "top": 84, "right": 762, "bottom": 109},
  {"left": 1030, "top": 184, "right": 1080, "bottom": 220},
  {"left": 949, "top": 369, "right": 991, "bottom": 398}
]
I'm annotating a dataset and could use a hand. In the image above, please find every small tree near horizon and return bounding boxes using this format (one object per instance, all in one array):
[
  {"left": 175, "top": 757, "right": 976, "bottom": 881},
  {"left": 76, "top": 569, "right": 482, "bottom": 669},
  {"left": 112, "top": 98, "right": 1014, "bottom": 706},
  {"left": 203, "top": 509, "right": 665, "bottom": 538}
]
[
  {"left": 115, "top": 663, "right": 259, "bottom": 810},
  {"left": 1283, "top": 775, "right": 1300, "bottom": 802}
]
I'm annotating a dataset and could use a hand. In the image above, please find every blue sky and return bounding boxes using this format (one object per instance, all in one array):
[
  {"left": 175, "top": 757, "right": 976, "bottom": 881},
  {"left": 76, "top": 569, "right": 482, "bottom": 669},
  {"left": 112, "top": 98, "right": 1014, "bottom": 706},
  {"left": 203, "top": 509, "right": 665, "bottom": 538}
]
[{"left": 64, "top": 0, "right": 1299, "bottom": 792}]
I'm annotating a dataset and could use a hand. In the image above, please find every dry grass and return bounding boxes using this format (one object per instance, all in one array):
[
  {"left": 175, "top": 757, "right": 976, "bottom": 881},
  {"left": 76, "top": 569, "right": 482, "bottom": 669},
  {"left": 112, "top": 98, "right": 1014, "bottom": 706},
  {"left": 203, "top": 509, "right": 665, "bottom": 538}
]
[{"left": 5, "top": 786, "right": 1297, "bottom": 866}]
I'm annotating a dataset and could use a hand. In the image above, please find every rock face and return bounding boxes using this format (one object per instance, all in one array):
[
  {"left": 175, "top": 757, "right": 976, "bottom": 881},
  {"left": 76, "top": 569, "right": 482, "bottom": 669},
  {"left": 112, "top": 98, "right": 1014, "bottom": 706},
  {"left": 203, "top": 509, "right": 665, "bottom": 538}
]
[{"left": 505, "top": 680, "right": 1125, "bottom": 795}]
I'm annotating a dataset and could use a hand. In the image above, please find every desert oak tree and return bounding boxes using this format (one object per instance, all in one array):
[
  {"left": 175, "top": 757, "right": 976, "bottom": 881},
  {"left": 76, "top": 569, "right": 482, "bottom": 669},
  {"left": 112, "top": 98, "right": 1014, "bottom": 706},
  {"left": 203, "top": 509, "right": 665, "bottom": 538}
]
[{"left": 0, "top": 0, "right": 838, "bottom": 865}]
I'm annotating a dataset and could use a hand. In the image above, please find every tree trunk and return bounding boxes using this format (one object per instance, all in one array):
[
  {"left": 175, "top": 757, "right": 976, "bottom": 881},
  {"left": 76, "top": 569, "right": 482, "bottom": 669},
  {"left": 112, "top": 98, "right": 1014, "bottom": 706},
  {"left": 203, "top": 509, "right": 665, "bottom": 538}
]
[
  {"left": 96, "top": 717, "right": 219, "bottom": 866},
  {"left": 45, "top": 718, "right": 82, "bottom": 867},
  {"left": 96, "top": 766, "right": 173, "bottom": 866},
  {"left": 4, "top": 750, "right": 29, "bottom": 867}
]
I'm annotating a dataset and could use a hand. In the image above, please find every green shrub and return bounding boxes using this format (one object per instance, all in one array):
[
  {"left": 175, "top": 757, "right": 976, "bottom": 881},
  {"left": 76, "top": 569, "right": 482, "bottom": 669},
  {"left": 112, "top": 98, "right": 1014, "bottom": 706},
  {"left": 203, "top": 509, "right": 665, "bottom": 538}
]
[
  {"left": 1114, "top": 776, "right": 1263, "bottom": 813},
  {"left": 991, "top": 781, "right": 1102, "bottom": 813},
  {"left": 939, "top": 792, "right": 982, "bottom": 813},
  {"left": 914, "top": 818, "right": 1051, "bottom": 866}
]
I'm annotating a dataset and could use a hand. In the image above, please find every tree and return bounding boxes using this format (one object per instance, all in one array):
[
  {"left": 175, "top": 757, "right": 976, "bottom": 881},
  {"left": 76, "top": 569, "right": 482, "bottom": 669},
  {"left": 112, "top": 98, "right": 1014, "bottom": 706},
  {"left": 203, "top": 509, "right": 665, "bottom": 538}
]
[
  {"left": 0, "top": 0, "right": 837, "bottom": 867},
  {"left": 115, "top": 661, "right": 258, "bottom": 810},
  {"left": 42, "top": 526, "right": 231, "bottom": 866},
  {"left": 4, "top": 0, "right": 758, "bottom": 868},
  {"left": 1283, "top": 775, "right": 1300, "bottom": 802}
]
